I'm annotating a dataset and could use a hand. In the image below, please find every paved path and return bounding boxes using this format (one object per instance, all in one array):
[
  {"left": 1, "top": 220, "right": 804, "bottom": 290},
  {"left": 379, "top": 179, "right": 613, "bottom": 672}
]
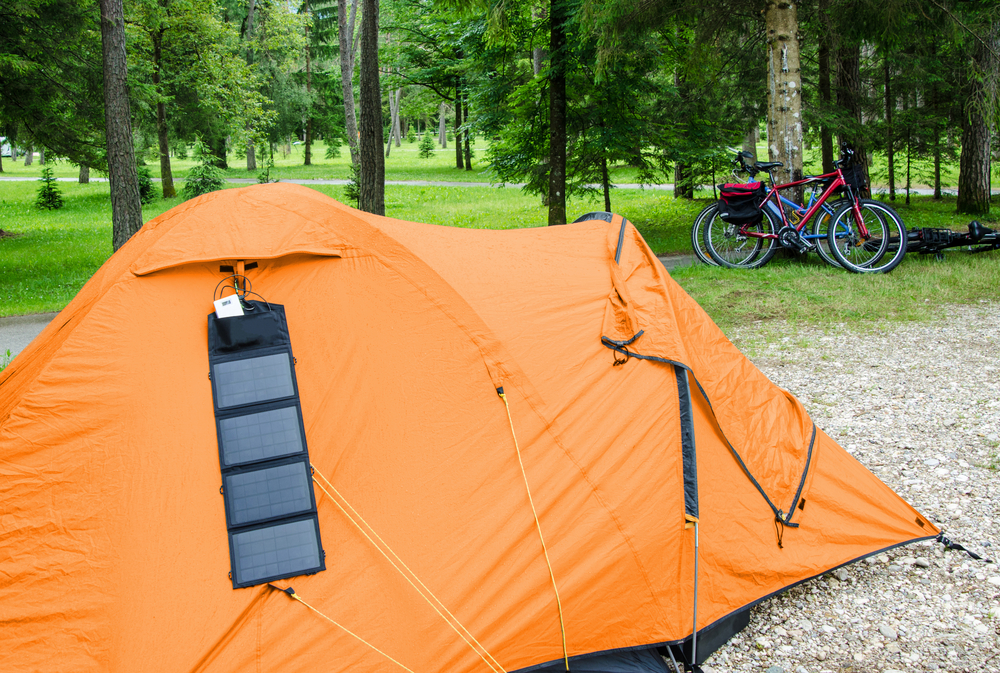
[{"left": 0, "top": 256, "right": 698, "bottom": 362}]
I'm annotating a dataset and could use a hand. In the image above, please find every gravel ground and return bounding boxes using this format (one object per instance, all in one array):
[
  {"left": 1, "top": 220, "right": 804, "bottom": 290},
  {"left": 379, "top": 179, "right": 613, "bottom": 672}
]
[{"left": 702, "top": 302, "right": 1000, "bottom": 673}]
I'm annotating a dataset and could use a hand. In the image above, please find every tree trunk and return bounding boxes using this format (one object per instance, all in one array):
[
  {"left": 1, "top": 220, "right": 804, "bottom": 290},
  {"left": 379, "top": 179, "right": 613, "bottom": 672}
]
[
  {"left": 836, "top": 44, "right": 866, "bottom": 188},
  {"left": 24, "top": 145, "right": 32, "bottom": 166},
  {"left": 438, "top": 103, "right": 447, "bottom": 147},
  {"left": 79, "top": 164, "right": 90, "bottom": 183},
  {"left": 338, "top": 0, "right": 360, "bottom": 165},
  {"left": 956, "top": 34, "right": 996, "bottom": 215},
  {"left": 956, "top": 107, "right": 991, "bottom": 214},
  {"left": 933, "top": 144, "right": 941, "bottom": 199},
  {"left": 674, "top": 162, "right": 693, "bottom": 199},
  {"left": 818, "top": 0, "right": 833, "bottom": 173},
  {"left": 39, "top": 147, "right": 45, "bottom": 165},
  {"left": 245, "top": 0, "right": 257, "bottom": 171},
  {"left": 385, "top": 88, "right": 400, "bottom": 158},
  {"left": 884, "top": 54, "right": 894, "bottom": 201},
  {"left": 742, "top": 126, "right": 757, "bottom": 155},
  {"left": 99, "top": 0, "right": 143, "bottom": 251},
  {"left": 547, "top": 0, "right": 567, "bottom": 226},
  {"left": 357, "top": 0, "right": 384, "bottom": 215},
  {"left": 601, "top": 156, "right": 611, "bottom": 212},
  {"left": 533, "top": 5, "right": 547, "bottom": 76},
  {"left": 765, "top": 0, "right": 804, "bottom": 202},
  {"left": 455, "top": 83, "right": 464, "bottom": 169},
  {"left": 463, "top": 102, "right": 472, "bottom": 171},
  {"left": 304, "top": 0, "right": 312, "bottom": 166},
  {"left": 153, "top": 28, "right": 176, "bottom": 198},
  {"left": 394, "top": 90, "right": 402, "bottom": 147}
]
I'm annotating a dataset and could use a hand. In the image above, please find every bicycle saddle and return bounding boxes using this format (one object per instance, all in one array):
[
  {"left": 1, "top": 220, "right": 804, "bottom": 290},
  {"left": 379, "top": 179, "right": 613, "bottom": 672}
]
[
  {"left": 968, "top": 220, "right": 993, "bottom": 242},
  {"left": 755, "top": 161, "right": 783, "bottom": 170}
]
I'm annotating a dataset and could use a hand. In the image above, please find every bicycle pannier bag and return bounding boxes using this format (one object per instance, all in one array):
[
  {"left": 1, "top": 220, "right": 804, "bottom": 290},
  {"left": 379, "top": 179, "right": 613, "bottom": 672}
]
[
  {"left": 841, "top": 163, "right": 867, "bottom": 192},
  {"left": 718, "top": 182, "right": 766, "bottom": 225}
]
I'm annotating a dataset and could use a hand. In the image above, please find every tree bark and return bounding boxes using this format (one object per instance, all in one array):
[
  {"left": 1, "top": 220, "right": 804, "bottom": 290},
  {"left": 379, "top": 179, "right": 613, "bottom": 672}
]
[
  {"left": 39, "top": 147, "right": 45, "bottom": 165},
  {"left": 79, "top": 164, "right": 89, "bottom": 183},
  {"left": 817, "top": 0, "right": 833, "bottom": 173},
  {"left": 357, "top": 0, "right": 384, "bottom": 215},
  {"left": 304, "top": 0, "right": 312, "bottom": 166},
  {"left": 533, "top": 5, "right": 547, "bottom": 76},
  {"left": 385, "top": 88, "right": 400, "bottom": 157},
  {"left": 765, "top": 0, "right": 804, "bottom": 201},
  {"left": 455, "top": 83, "right": 464, "bottom": 169},
  {"left": 601, "top": 156, "right": 611, "bottom": 212},
  {"left": 245, "top": 0, "right": 257, "bottom": 170},
  {"left": 463, "top": 101, "right": 472, "bottom": 171},
  {"left": 338, "top": 0, "right": 360, "bottom": 165},
  {"left": 836, "top": 44, "right": 866, "bottom": 188},
  {"left": 99, "top": 0, "right": 143, "bottom": 251},
  {"left": 674, "top": 162, "right": 693, "bottom": 199},
  {"left": 438, "top": 103, "right": 447, "bottom": 148},
  {"left": 547, "top": 0, "right": 567, "bottom": 226},
  {"left": 956, "top": 33, "right": 996, "bottom": 215},
  {"left": 884, "top": 55, "right": 894, "bottom": 200},
  {"left": 153, "top": 27, "right": 176, "bottom": 198},
  {"left": 24, "top": 145, "right": 32, "bottom": 166}
]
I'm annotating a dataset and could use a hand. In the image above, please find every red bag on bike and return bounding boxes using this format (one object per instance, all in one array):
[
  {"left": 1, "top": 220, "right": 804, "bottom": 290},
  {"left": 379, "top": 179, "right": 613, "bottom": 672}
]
[{"left": 718, "top": 182, "right": 766, "bottom": 225}]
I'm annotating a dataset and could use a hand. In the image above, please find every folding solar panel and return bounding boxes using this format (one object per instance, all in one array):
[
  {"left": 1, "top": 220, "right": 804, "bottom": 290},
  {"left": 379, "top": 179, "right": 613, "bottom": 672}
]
[{"left": 208, "top": 300, "right": 325, "bottom": 589}]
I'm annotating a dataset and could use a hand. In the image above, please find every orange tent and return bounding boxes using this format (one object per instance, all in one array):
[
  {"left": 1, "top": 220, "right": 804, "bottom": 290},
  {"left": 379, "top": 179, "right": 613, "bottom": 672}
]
[{"left": 0, "top": 184, "right": 935, "bottom": 673}]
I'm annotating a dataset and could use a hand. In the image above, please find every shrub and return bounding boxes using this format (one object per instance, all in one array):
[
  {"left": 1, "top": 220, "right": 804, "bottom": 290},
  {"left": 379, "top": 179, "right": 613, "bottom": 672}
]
[
  {"left": 182, "top": 139, "right": 227, "bottom": 199},
  {"left": 343, "top": 162, "right": 360, "bottom": 206},
  {"left": 406, "top": 126, "right": 416, "bottom": 143},
  {"left": 418, "top": 132, "right": 435, "bottom": 159},
  {"left": 35, "top": 166, "right": 63, "bottom": 210},
  {"left": 137, "top": 167, "right": 156, "bottom": 204}
]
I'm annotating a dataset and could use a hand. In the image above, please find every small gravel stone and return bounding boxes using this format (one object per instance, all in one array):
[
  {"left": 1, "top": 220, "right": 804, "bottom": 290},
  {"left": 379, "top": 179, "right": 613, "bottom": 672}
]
[{"left": 701, "top": 305, "right": 1000, "bottom": 673}]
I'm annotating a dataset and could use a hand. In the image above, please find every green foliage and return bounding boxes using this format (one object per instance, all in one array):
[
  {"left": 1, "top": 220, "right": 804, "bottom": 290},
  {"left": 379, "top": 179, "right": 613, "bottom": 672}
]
[
  {"left": 0, "top": 349, "right": 12, "bottom": 371},
  {"left": 406, "top": 125, "right": 417, "bottom": 143},
  {"left": 343, "top": 162, "right": 361, "bottom": 205},
  {"left": 182, "top": 139, "right": 227, "bottom": 199},
  {"left": 324, "top": 141, "right": 341, "bottom": 159},
  {"left": 35, "top": 166, "right": 64, "bottom": 210},
  {"left": 418, "top": 132, "right": 436, "bottom": 158},
  {"left": 137, "top": 167, "right": 156, "bottom": 204}
]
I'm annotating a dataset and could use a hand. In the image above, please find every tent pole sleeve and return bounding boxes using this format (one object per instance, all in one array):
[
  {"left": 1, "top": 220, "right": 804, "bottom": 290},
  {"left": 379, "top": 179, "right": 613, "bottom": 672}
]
[{"left": 692, "top": 520, "right": 700, "bottom": 666}]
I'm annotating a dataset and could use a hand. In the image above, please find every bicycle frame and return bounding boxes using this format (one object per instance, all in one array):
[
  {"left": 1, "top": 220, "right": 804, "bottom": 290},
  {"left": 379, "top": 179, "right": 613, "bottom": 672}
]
[
  {"left": 740, "top": 168, "right": 868, "bottom": 240},
  {"left": 752, "top": 181, "right": 839, "bottom": 241}
]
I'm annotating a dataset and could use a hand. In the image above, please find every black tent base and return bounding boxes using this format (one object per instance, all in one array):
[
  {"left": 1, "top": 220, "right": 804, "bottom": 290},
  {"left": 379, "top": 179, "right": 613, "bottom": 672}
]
[
  {"left": 517, "top": 610, "right": 751, "bottom": 673},
  {"left": 662, "top": 609, "right": 752, "bottom": 670}
]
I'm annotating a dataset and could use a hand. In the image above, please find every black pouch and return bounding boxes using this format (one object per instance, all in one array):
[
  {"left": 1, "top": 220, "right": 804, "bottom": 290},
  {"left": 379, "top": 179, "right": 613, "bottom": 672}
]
[{"left": 718, "top": 183, "right": 766, "bottom": 224}]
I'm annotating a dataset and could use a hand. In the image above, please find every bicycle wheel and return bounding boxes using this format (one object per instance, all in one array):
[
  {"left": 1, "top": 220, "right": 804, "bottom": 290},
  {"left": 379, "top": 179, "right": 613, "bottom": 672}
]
[
  {"left": 810, "top": 198, "right": 849, "bottom": 268},
  {"left": 828, "top": 199, "right": 908, "bottom": 273},
  {"left": 690, "top": 203, "right": 719, "bottom": 266},
  {"left": 703, "top": 208, "right": 779, "bottom": 269}
]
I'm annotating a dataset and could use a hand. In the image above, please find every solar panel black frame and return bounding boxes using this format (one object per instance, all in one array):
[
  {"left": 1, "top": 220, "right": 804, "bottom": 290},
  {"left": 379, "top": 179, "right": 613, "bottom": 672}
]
[
  {"left": 207, "top": 302, "right": 325, "bottom": 590},
  {"left": 221, "top": 455, "right": 317, "bottom": 528},
  {"left": 228, "top": 515, "right": 325, "bottom": 588},
  {"left": 216, "top": 401, "right": 307, "bottom": 469}
]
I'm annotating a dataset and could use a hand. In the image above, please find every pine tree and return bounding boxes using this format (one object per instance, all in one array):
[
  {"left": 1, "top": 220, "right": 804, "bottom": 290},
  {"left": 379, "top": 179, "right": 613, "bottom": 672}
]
[{"left": 35, "top": 166, "right": 64, "bottom": 210}]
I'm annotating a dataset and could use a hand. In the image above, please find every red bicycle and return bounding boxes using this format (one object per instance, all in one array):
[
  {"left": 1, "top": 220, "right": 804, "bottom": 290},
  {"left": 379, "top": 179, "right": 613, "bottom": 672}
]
[{"left": 704, "top": 147, "right": 908, "bottom": 273}]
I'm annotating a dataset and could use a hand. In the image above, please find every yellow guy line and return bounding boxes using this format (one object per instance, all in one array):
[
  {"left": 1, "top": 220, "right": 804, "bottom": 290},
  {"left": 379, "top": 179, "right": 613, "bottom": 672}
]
[
  {"left": 311, "top": 466, "right": 507, "bottom": 673},
  {"left": 269, "top": 585, "right": 416, "bottom": 673},
  {"left": 497, "top": 387, "right": 570, "bottom": 671}
]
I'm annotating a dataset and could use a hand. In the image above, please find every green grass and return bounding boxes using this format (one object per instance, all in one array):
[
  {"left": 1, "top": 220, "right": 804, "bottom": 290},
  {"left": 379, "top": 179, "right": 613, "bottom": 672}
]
[
  {"left": 671, "top": 246, "right": 1000, "bottom": 334},
  {"left": 2, "top": 175, "right": 998, "bottom": 330}
]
